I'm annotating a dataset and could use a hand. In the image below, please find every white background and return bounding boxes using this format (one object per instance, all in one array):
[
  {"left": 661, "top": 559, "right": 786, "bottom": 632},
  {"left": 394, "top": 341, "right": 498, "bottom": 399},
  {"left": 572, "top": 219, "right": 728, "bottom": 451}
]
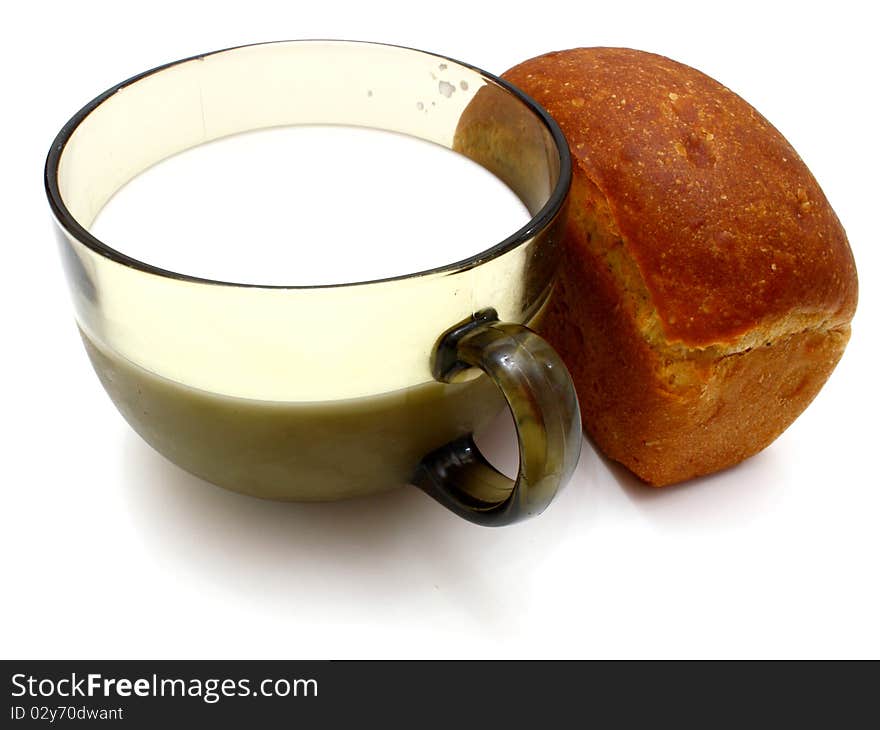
[{"left": 3, "top": 0, "right": 878, "bottom": 659}]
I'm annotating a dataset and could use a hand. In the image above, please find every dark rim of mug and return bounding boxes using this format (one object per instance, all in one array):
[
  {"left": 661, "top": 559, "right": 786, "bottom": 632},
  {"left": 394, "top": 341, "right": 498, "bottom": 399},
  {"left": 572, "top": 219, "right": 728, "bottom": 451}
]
[{"left": 44, "top": 39, "right": 572, "bottom": 290}]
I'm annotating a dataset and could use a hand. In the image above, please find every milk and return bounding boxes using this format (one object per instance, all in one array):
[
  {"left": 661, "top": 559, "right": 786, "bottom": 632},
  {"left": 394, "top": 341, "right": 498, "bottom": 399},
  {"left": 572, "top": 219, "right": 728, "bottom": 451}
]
[
  {"left": 79, "top": 125, "right": 532, "bottom": 497},
  {"left": 82, "top": 329, "right": 504, "bottom": 499},
  {"left": 90, "top": 125, "right": 531, "bottom": 286}
]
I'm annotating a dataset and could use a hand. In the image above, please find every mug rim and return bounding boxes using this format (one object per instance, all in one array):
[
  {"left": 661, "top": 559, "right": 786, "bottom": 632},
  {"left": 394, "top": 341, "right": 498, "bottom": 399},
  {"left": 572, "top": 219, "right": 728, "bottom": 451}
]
[{"left": 43, "top": 39, "right": 572, "bottom": 291}]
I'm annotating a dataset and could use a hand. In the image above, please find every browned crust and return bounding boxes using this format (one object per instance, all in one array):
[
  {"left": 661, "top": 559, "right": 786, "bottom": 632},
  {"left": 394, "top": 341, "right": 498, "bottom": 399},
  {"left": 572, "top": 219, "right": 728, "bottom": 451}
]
[
  {"left": 499, "top": 47, "right": 857, "bottom": 485},
  {"left": 504, "top": 48, "right": 858, "bottom": 348},
  {"left": 544, "top": 172, "right": 850, "bottom": 484}
]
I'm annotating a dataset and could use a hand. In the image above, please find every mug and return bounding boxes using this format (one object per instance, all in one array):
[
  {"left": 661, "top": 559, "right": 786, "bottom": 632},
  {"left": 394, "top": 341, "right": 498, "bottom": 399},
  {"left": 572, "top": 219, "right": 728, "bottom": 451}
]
[{"left": 44, "top": 40, "right": 581, "bottom": 526}]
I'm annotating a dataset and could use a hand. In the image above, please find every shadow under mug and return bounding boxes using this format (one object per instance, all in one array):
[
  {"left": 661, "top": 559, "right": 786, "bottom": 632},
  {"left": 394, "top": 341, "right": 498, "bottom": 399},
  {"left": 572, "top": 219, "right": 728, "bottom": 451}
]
[{"left": 44, "top": 40, "right": 581, "bottom": 526}]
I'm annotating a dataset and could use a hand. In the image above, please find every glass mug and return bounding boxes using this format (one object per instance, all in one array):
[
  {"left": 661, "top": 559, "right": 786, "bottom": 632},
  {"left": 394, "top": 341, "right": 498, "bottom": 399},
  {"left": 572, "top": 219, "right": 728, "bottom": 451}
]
[{"left": 44, "top": 40, "right": 581, "bottom": 526}]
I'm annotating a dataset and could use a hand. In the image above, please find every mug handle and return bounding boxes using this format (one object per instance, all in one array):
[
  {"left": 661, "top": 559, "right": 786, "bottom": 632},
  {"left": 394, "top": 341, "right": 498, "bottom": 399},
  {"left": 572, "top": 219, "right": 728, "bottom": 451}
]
[{"left": 413, "top": 308, "right": 582, "bottom": 526}]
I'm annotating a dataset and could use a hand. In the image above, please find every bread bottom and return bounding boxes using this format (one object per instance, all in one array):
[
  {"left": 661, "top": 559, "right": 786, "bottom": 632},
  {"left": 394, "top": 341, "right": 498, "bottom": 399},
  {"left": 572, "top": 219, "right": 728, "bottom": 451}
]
[{"left": 541, "top": 181, "right": 850, "bottom": 486}]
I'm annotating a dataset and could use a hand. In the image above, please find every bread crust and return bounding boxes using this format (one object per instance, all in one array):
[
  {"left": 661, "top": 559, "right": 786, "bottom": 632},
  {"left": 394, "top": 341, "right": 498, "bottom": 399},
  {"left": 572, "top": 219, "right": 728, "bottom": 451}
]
[
  {"left": 503, "top": 48, "right": 858, "bottom": 485},
  {"left": 505, "top": 47, "right": 857, "bottom": 347}
]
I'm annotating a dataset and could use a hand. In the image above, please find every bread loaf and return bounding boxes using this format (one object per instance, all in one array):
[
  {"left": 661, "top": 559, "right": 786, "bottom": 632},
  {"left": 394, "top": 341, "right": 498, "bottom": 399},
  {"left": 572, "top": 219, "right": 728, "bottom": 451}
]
[{"left": 502, "top": 48, "right": 858, "bottom": 486}]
